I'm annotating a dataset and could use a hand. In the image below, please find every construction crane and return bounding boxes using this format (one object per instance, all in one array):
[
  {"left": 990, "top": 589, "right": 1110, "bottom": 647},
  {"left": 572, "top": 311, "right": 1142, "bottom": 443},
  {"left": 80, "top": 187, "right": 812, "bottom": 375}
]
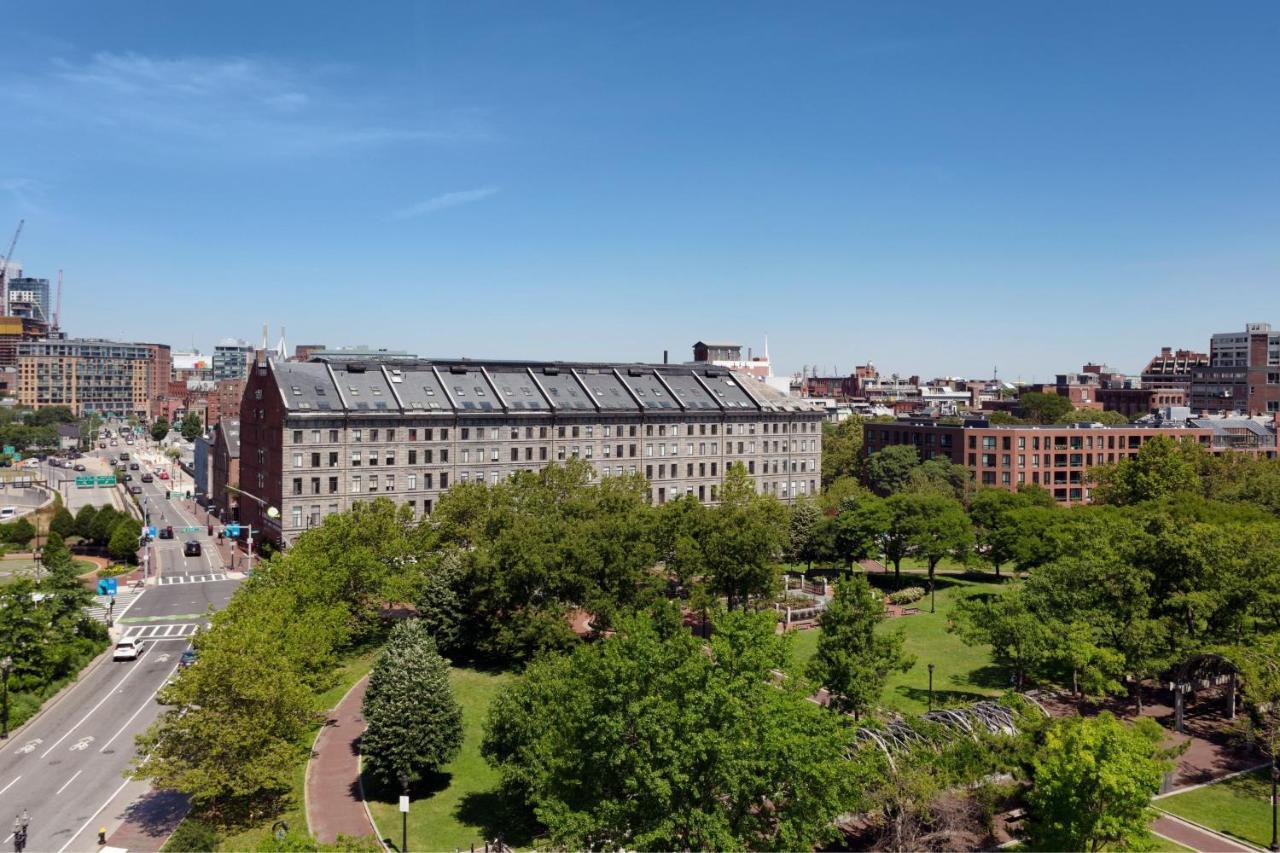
[
  {"left": 54, "top": 269, "right": 63, "bottom": 331},
  {"left": 0, "top": 219, "right": 23, "bottom": 319}
]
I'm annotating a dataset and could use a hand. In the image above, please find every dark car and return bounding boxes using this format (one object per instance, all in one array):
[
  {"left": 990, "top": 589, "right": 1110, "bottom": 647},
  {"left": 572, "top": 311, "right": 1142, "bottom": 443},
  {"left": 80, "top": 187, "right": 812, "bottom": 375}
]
[
  {"left": 179, "top": 647, "right": 197, "bottom": 668},
  {"left": 159, "top": 526, "right": 174, "bottom": 540},
  {"left": 141, "top": 473, "right": 154, "bottom": 483},
  {"left": 129, "top": 484, "right": 143, "bottom": 495},
  {"left": 129, "top": 462, "right": 139, "bottom": 470},
  {"left": 123, "top": 474, "right": 132, "bottom": 482},
  {"left": 73, "top": 463, "right": 87, "bottom": 471},
  {"left": 183, "top": 540, "right": 201, "bottom": 557}
]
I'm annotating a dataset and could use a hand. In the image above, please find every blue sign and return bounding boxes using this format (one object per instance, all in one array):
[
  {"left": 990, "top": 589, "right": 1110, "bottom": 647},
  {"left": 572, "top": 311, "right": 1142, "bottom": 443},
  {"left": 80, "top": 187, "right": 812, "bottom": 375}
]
[
  {"left": 224, "top": 524, "right": 241, "bottom": 537},
  {"left": 97, "top": 577, "right": 118, "bottom": 596},
  {"left": 147, "top": 526, "right": 157, "bottom": 538}
]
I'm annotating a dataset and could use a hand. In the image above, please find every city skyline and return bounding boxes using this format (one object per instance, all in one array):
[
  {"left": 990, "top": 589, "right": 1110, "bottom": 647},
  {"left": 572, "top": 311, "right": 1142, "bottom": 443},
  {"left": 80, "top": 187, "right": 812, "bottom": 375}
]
[{"left": 3, "top": 2, "right": 1278, "bottom": 378}]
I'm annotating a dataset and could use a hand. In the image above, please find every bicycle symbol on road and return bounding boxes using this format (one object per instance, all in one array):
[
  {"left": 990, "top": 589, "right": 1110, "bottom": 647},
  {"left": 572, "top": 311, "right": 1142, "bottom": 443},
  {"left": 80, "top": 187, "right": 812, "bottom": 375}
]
[
  {"left": 17, "top": 739, "right": 42, "bottom": 754},
  {"left": 70, "top": 737, "right": 95, "bottom": 751}
]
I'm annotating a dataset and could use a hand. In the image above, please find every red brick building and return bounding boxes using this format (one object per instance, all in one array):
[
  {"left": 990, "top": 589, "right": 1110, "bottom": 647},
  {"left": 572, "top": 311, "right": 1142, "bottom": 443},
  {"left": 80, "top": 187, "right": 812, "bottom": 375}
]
[{"left": 864, "top": 417, "right": 1273, "bottom": 504}]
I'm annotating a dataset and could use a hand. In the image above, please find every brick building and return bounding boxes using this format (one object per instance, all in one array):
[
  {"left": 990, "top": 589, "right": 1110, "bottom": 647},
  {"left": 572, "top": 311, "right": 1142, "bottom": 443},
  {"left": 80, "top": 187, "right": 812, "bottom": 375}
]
[
  {"left": 238, "top": 354, "right": 824, "bottom": 547},
  {"left": 864, "top": 416, "right": 1275, "bottom": 505},
  {"left": 1142, "top": 347, "right": 1209, "bottom": 391},
  {"left": 210, "top": 418, "right": 241, "bottom": 519},
  {"left": 1190, "top": 323, "right": 1280, "bottom": 415}
]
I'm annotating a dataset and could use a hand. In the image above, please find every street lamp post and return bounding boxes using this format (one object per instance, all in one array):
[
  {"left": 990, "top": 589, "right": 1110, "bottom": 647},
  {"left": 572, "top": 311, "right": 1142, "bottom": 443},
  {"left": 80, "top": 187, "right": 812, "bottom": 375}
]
[
  {"left": 1270, "top": 752, "right": 1278, "bottom": 852},
  {"left": 927, "top": 663, "right": 935, "bottom": 713},
  {"left": 398, "top": 772, "right": 410, "bottom": 853},
  {"left": 1, "top": 655, "right": 11, "bottom": 739}
]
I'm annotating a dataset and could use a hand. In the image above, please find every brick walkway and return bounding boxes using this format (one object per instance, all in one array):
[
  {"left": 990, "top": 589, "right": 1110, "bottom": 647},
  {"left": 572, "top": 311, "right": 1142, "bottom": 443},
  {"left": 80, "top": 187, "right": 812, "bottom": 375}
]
[
  {"left": 306, "top": 674, "right": 378, "bottom": 845},
  {"left": 105, "top": 789, "right": 189, "bottom": 853},
  {"left": 1152, "top": 814, "right": 1258, "bottom": 852}
]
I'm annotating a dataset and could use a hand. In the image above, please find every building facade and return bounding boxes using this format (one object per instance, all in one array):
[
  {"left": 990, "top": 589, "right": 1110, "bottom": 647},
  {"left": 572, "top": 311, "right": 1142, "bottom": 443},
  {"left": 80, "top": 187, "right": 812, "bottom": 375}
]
[
  {"left": 1142, "top": 347, "right": 1209, "bottom": 391},
  {"left": 144, "top": 343, "right": 172, "bottom": 419},
  {"left": 210, "top": 419, "right": 241, "bottom": 518},
  {"left": 212, "top": 339, "right": 254, "bottom": 381},
  {"left": 16, "top": 338, "right": 157, "bottom": 417},
  {"left": 1190, "top": 323, "right": 1280, "bottom": 415},
  {"left": 238, "top": 355, "right": 824, "bottom": 546},
  {"left": 864, "top": 416, "right": 1275, "bottom": 505}
]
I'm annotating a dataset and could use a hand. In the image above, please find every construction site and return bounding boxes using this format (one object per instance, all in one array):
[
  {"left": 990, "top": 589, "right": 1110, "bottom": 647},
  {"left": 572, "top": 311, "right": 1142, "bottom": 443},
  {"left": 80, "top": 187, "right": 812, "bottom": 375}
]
[{"left": 0, "top": 219, "right": 65, "bottom": 368}]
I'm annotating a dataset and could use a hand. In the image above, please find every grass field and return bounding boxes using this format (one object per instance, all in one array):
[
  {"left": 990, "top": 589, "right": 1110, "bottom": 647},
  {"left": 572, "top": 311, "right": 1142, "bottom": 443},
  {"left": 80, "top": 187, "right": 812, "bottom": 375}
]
[
  {"left": 0, "top": 557, "right": 96, "bottom": 584},
  {"left": 1158, "top": 769, "right": 1274, "bottom": 849},
  {"left": 364, "top": 667, "right": 525, "bottom": 852},
  {"left": 787, "top": 572, "right": 1014, "bottom": 714}
]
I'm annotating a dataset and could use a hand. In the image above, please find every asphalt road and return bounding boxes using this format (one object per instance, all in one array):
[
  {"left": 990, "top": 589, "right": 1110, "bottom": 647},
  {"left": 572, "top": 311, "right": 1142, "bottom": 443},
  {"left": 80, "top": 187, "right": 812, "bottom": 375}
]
[{"left": 0, "top": 449, "right": 242, "bottom": 852}]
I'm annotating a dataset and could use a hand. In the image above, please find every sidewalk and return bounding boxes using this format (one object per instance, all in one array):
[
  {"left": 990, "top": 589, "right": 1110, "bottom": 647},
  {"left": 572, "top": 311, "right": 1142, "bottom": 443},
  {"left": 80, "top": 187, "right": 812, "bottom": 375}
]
[
  {"left": 305, "top": 674, "right": 378, "bottom": 845},
  {"left": 1153, "top": 813, "right": 1259, "bottom": 852}
]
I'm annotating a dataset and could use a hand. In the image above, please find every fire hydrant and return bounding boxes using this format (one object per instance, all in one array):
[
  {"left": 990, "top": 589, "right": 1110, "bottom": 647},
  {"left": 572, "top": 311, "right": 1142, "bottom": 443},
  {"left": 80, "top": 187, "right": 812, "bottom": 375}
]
[{"left": 98, "top": 826, "right": 107, "bottom": 845}]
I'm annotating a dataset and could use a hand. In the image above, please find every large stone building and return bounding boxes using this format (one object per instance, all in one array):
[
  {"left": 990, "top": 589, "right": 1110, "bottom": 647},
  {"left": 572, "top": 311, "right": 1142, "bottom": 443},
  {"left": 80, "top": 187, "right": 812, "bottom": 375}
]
[
  {"left": 238, "top": 355, "right": 825, "bottom": 546},
  {"left": 15, "top": 338, "right": 164, "bottom": 417},
  {"left": 865, "top": 416, "right": 1276, "bottom": 504},
  {"left": 1190, "top": 323, "right": 1280, "bottom": 415}
]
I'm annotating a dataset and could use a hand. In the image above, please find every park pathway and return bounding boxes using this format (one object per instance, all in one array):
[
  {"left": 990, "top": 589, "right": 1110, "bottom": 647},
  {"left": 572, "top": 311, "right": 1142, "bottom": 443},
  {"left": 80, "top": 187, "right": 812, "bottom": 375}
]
[
  {"left": 305, "top": 674, "right": 379, "bottom": 845},
  {"left": 1152, "top": 813, "right": 1259, "bottom": 852}
]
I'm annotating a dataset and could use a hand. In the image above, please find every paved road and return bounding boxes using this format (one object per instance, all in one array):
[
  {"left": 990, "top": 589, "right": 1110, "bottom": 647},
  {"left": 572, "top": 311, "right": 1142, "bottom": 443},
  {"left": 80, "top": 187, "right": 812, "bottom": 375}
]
[{"left": 0, "top": 451, "right": 242, "bottom": 852}]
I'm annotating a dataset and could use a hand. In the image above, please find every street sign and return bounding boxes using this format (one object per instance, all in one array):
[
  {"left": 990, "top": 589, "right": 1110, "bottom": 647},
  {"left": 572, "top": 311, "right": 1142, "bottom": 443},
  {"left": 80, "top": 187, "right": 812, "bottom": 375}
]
[
  {"left": 2, "top": 445, "right": 13, "bottom": 455},
  {"left": 181, "top": 526, "right": 199, "bottom": 534},
  {"left": 75, "top": 475, "right": 95, "bottom": 488},
  {"left": 224, "top": 523, "right": 241, "bottom": 537},
  {"left": 147, "top": 526, "right": 157, "bottom": 538},
  {"left": 96, "top": 475, "right": 116, "bottom": 486},
  {"left": 399, "top": 796, "right": 409, "bottom": 814}
]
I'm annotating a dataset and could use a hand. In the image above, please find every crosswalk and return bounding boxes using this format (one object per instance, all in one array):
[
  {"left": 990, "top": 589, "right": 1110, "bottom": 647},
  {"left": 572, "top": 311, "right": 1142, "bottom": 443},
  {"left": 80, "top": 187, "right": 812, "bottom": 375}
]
[
  {"left": 157, "top": 573, "right": 227, "bottom": 585},
  {"left": 122, "top": 622, "right": 201, "bottom": 640},
  {"left": 86, "top": 586, "right": 144, "bottom": 624}
]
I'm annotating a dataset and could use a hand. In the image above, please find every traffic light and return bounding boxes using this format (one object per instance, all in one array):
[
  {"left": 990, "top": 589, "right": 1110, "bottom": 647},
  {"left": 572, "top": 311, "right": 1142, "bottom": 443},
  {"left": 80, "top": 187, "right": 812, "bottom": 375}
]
[{"left": 165, "top": 490, "right": 171, "bottom": 499}]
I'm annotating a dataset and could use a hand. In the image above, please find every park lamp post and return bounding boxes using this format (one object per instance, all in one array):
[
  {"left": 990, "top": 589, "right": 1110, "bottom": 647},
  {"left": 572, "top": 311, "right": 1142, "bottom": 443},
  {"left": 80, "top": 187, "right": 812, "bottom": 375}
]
[
  {"left": 398, "top": 772, "right": 411, "bottom": 853},
  {"left": 1, "top": 655, "right": 11, "bottom": 740},
  {"left": 1270, "top": 746, "right": 1278, "bottom": 852},
  {"left": 927, "top": 663, "right": 935, "bottom": 713}
]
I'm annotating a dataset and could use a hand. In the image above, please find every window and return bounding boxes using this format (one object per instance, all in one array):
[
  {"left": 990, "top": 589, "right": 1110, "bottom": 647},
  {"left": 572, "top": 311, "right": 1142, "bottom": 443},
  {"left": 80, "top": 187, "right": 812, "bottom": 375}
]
[
  {"left": 352, "top": 475, "right": 361, "bottom": 494},
  {"left": 293, "top": 430, "right": 303, "bottom": 444},
  {"left": 351, "top": 450, "right": 362, "bottom": 466},
  {"left": 329, "top": 476, "right": 338, "bottom": 493},
  {"left": 440, "top": 473, "right": 448, "bottom": 488},
  {"left": 369, "top": 475, "right": 379, "bottom": 492},
  {"left": 312, "top": 429, "right": 321, "bottom": 444},
  {"left": 386, "top": 451, "right": 395, "bottom": 466},
  {"left": 353, "top": 429, "right": 362, "bottom": 443},
  {"left": 370, "top": 429, "right": 379, "bottom": 442},
  {"left": 409, "top": 450, "right": 417, "bottom": 465},
  {"left": 292, "top": 506, "right": 302, "bottom": 528},
  {"left": 387, "top": 429, "right": 395, "bottom": 442},
  {"left": 386, "top": 475, "right": 395, "bottom": 492},
  {"left": 292, "top": 477, "right": 302, "bottom": 496}
]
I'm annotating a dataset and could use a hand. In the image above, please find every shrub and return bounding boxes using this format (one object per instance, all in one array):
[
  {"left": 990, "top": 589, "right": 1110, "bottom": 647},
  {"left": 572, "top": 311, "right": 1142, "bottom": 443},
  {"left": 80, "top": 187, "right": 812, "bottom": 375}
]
[
  {"left": 888, "top": 587, "right": 926, "bottom": 605},
  {"left": 163, "top": 818, "right": 221, "bottom": 852}
]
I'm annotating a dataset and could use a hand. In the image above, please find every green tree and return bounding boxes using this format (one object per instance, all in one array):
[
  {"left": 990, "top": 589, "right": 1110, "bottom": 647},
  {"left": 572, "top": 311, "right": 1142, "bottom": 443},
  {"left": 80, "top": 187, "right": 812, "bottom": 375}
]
[
  {"left": 150, "top": 417, "right": 170, "bottom": 442},
  {"left": 88, "top": 506, "right": 120, "bottom": 546},
  {"left": 1, "top": 517, "right": 35, "bottom": 547},
  {"left": 702, "top": 463, "right": 787, "bottom": 609},
  {"left": 179, "top": 411, "right": 203, "bottom": 442},
  {"left": 1027, "top": 713, "right": 1173, "bottom": 853},
  {"left": 888, "top": 492, "right": 974, "bottom": 598},
  {"left": 132, "top": 621, "right": 313, "bottom": 820},
  {"left": 969, "top": 486, "right": 1056, "bottom": 576},
  {"left": 952, "top": 588, "right": 1053, "bottom": 688},
  {"left": 38, "top": 531, "right": 93, "bottom": 630},
  {"left": 49, "top": 506, "right": 76, "bottom": 540},
  {"left": 1017, "top": 392, "right": 1073, "bottom": 425},
  {"left": 1067, "top": 408, "right": 1128, "bottom": 425},
  {"left": 1091, "top": 434, "right": 1201, "bottom": 505},
  {"left": 833, "top": 494, "right": 890, "bottom": 569},
  {"left": 905, "top": 457, "right": 970, "bottom": 501},
  {"left": 864, "top": 445, "right": 920, "bottom": 497},
  {"left": 821, "top": 418, "right": 864, "bottom": 487},
  {"left": 806, "top": 574, "right": 913, "bottom": 719},
  {"left": 787, "top": 496, "right": 823, "bottom": 569},
  {"left": 73, "top": 504, "right": 98, "bottom": 539},
  {"left": 108, "top": 517, "right": 143, "bottom": 564},
  {"left": 483, "top": 610, "right": 870, "bottom": 851},
  {"left": 361, "top": 619, "right": 463, "bottom": 788}
]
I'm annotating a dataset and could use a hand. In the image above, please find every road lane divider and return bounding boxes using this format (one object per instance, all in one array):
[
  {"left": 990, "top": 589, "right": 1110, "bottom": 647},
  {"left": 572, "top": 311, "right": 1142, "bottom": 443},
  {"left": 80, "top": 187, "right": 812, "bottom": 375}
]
[
  {"left": 40, "top": 659, "right": 149, "bottom": 758},
  {"left": 55, "top": 769, "right": 82, "bottom": 795},
  {"left": 99, "top": 661, "right": 180, "bottom": 753}
]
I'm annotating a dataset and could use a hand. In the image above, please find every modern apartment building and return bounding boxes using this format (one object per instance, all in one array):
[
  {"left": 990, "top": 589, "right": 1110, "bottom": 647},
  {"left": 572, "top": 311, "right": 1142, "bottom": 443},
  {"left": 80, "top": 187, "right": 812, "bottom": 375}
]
[
  {"left": 1189, "top": 323, "right": 1280, "bottom": 415},
  {"left": 864, "top": 416, "right": 1275, "bottom": 505},
  {"left": 1141, "top": 347, "right": 1209, "bottom": 391},
  {"left": 15, "top": 338, "right": 159, "bottom": 417},
  {"left": 213, "top": 338, "right": 254, "bottom": 381},
  {"left": 238, "top": 355, "right": 824, "bottom": 546}
]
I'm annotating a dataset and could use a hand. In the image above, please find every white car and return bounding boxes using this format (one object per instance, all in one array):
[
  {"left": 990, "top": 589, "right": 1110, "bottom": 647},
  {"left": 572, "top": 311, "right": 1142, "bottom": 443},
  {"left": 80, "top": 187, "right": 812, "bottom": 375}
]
[
  {"left": 113, "top": 638, "right": 144, "bottom": 661},
  {"left": 0, "top": 507, "right": 15, "bottom": 520}
]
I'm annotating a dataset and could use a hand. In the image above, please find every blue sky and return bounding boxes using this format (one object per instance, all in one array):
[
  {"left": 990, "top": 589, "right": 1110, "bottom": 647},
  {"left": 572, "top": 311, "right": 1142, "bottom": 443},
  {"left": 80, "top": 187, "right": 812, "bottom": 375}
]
[{"left": 2, "top": 2, "right": 1278, "bottom": 381}]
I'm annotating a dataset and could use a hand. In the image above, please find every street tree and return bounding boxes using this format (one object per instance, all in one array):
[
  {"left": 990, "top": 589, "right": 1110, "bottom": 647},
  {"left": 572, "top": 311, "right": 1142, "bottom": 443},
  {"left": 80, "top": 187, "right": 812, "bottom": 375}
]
[
  {"left": 361, "top": 619, "right": 463, "bottom": 788},
  {"left": 482, "top": 610, "right": 870, "bottom": 851},
  {"left": 821, "top": 418, "right": 864, "bottom": 487},
  {"left": 807, "top": 574, "right": 913, "bottom": 719},
  {"left": 179, "top": 411, "right": 203, "bottom": 442},
  {"left": 1027, "top": 713, "right": 1172, "bottom": 853},
  {"left": 109, "top": 518, "right": 143, "bottom": 564},
  {"left": 73, "top": 504, "right": 98, "bottom": 539},
  {"left": 150, "top": 417, "right": 170, "bottom": 442}
]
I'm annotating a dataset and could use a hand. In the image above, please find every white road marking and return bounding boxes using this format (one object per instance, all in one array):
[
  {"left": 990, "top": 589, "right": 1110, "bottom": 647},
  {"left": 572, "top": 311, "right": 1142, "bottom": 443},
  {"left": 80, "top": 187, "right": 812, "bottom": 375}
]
[
  {"left": 40, "top": 662, "right": 147, "bottom": 758},
  {"left": 56, "top": 777, "right": 131, "bottom": 853},
  {"left": 17, "top": 739, "right": 41, "bottom": 754},
  {"left": 55, "top": 769, "right": 82, "bottom": 795},
  {"left": 99, "top": 662, "right": 179, "bottom": 753},
  {"left": 0, "top": 776, "right": 19, "bottom": 797},
  {"left": 69, "top": 736, "right": 94, "bottom": 751}
]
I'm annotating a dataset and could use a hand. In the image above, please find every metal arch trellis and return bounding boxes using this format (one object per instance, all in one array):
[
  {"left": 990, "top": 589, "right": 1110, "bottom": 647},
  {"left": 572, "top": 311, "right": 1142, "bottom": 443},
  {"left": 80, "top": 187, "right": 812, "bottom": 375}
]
[{"left": 854, "top": 700, "right": 1023, "bottom": 771}]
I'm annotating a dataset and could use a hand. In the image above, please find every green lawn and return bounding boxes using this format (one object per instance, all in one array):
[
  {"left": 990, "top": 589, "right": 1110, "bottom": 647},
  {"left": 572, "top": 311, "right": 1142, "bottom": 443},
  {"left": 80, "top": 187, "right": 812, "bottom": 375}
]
[
  {"left": 788, "top": 573, "right": 1014, "bottom": 714},
  {"left": 365, "top": 667, "right": 522, "bottom": 852},
  {"left": 0, "top": 557, "right": 96, "bottom": 584},
  {"left": 1158, "top": 769, "right": 1275, "bottom": 849}
]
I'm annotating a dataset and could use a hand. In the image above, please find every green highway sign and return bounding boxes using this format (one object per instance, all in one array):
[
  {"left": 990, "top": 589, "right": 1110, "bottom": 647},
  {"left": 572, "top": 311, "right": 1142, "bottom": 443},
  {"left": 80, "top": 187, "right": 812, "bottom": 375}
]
[
  {"left": 2, "top": 446, "right": 13, "bottom": 455},
  {"left": 181, "top": 526, "right": 200, "bottom": 534},
  {"left": 75, "top": 475, "right": 95, "bottom": 488},
  {"left": 96, "top": 475, "right": 117, "bottom": 486}
]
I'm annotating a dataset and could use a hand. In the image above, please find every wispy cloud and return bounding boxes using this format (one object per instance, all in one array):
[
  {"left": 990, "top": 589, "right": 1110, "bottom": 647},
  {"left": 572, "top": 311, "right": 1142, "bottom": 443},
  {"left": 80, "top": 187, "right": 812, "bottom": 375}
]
[
  {"left": 393, "top": 186, "right": 500, "bottom": 219},
  {"left": 0, "top": 52, "right": 485, "bottom": 161},
  {"left": 0, "top": 177, "right": 48, "bottom": 215}
]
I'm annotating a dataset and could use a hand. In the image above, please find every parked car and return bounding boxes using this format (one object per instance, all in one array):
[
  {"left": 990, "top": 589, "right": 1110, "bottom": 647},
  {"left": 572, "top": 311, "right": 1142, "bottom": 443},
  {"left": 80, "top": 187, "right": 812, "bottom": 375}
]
[
  {"left": 0, "top": 507, "right": 15, "bottom": 520},
  {"left": 184, "top": 540, "right": 201, "bottom": 557},
  {"left": 113, "top": 638, "right": 143, "bottom": 661}
]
